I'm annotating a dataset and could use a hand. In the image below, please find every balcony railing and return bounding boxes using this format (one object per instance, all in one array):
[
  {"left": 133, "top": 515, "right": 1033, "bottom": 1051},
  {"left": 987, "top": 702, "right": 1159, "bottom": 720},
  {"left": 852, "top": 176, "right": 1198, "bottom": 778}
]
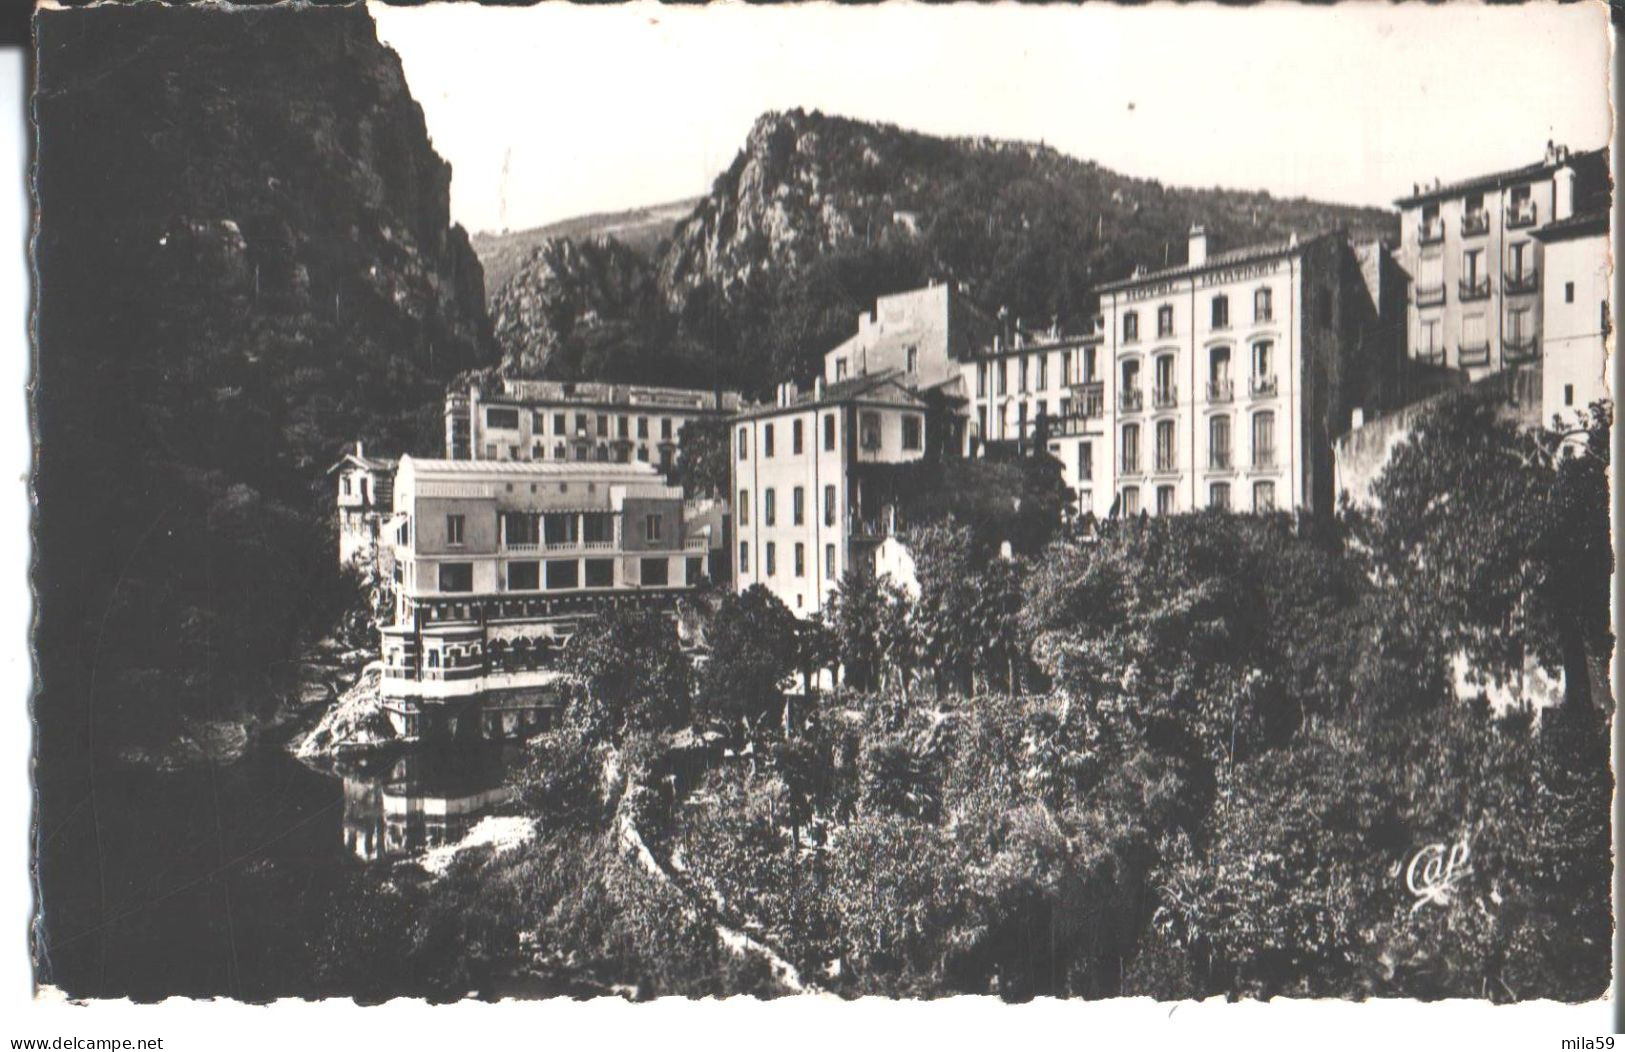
[
  {"left": 1119, "top": 387, "right": 1144, "bottom": 412},
  {"left": 683, "top": 535, "right": 709, "bottom": 551},
  {"left": 1504, "top": 334, "right": 1538, "bottom": 363},
  {"left": 1152, "top": 384, "right": 1178, "bottom": 409},
  {"left": 503, "top": 541, "right": 542, "bottom": 553},
  {"left": 1503, "top": 269, "right": 1539, "bottom": 295},
  {"left": 1461, "top": 211, "right": 1490, "bottom": 237},
  {"left": 1253, "top": 448, "right": 1277, "bottom": 470},
  {"left": 1457, "top": 343, "right": 1491, "bottom": 368},
  {"left": 1506, "top": 201, "right": 1538, "bottom": 229},
  {"left": 1415, "top": 347, "right": 1447, "bottom": 367},
  {"left": 1419, "top": 218, "right": 1446, "bottom": 244},
  {"left": 1458, "top": 277, "right": 1491, "bottom": 302},
  {"left": 1074, "top": 381, "right": 1105, "bottom": 418},
  {"left": 1416, "top": 284, "right": 1446, "bottom": 308},
  {"left": 1207, "top": 379, "right": 1234, "bottom": 403},
  {"left": 1209, "top": 448, "right": 1233, "bottom": 470},
  {"left": 1250, "top": 374, "right": 1279, "bottom": 397},
  {"left": 1254, "top": 308, "right": 1274, "bottom": 324}
]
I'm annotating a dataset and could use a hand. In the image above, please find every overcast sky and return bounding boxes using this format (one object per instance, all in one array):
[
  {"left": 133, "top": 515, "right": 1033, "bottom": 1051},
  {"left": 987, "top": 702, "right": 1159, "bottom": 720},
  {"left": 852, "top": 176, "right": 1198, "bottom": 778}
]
[{"left": 370, "top": 2, "right": 1611, "bottom": 237}]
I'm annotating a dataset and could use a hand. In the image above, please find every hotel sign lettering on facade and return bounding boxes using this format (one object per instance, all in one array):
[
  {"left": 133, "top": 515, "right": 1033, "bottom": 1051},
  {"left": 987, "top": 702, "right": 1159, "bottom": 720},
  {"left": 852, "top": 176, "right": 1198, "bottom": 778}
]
[{"left": 1123, "top": 258, "right": 1285, "bottom": 302}]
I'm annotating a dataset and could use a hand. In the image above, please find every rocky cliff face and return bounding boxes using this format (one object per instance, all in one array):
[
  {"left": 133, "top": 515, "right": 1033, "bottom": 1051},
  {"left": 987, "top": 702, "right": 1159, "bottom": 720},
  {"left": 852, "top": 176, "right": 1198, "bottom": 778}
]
[
  {"left": 483, "top": 109, "right": 1398, "bottom": 387},
  {"left": 656, "top": 109, "right": 1399, "bottom": 317},
  {"left": 33, "top": 3, "right": 496, "bottom": 757},
  {"left": 490, "top": 236, "right": 666, "bottom": 375}
]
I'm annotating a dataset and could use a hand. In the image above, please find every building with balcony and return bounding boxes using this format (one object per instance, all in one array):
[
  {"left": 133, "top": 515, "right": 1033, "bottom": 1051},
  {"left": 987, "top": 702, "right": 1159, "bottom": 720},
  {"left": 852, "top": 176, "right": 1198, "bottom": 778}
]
[
  {"left": 732, "top": 371, "right": 934, "bottom": 617},
  {"left": 1533, "top": 210, "right": 1612, "bottom": 432},
  {"left": 328, "top": 442, "right": 396, "bottom": 567},
  {"left": 378, "top": 457, "right": 713, "bottom": 743},
  {"left": 1395, "top": 142, "right": 1609, "bottom": 380},
  {"left": 960, "top": 317, "right": 1108, "bottom": 514},
  {"left": 444, "top": 378, "right": 742, "bottom": 471},
  {"left": 1093, "top": 226, "right": 1404, "bottom": 518}
]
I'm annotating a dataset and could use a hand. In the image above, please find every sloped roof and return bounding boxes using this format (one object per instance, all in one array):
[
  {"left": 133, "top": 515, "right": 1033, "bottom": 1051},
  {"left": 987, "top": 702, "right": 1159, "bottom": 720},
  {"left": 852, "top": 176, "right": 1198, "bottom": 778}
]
[
  {"left": 732, "top": 369, "right": 929, "bottom": 422},
  {"left": 397, "top": 456, "right": 663, "bottom": 481},
  {"left": 1394, "top": 147, "right": 1609, "bottom": 208},
  {"left": 1531, "top": 210, "right": 1609, "bottom": 243},
  {"left": 326, "top": 452, "right": 397, "bottom": 475}
]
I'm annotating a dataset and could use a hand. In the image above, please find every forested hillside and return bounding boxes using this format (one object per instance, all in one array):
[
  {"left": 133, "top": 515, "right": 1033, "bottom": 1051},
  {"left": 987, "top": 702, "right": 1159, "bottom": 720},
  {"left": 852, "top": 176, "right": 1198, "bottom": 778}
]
[
  {"left": 483, "top": 109, "right": 1397, "bottom": 389},
  {"left": 34, "top": 4, "right": 498, "bottom": 755}
]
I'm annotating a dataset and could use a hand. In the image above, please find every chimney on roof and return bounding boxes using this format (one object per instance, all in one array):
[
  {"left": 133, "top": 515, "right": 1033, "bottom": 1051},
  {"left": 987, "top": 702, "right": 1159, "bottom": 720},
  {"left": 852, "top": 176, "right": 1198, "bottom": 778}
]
[
  {"left": 355, "top": 440, "right": 363, "bottom": 458},
  {"left": 1188, "top": 225, "right": 1208, "bottom": 267},
  {"left": 814, "top": 376, "right": 824, "bottom": 400},
  {"left": 1555, "top": 164, "right": 1576, "bottom": 221},
  {"left": 1545, "top": 139, "right": 1558, "bottom": 165}
]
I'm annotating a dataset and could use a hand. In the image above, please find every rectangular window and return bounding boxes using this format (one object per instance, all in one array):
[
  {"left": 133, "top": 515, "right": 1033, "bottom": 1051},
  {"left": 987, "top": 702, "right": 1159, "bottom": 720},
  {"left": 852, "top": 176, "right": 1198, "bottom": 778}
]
[
  {"left": 1210, "top": 414, "right": 1232, "bottom": 469},
  {"left": 1121, "top": 486, "right": 1140, "bottom": 516},
  {"left": 597, "top": 415, "right": 608, "bottom": 438},
  {"left": 906, "top": 346, "right": 918, "bottom": 374},
  {"left": 997, "top": 360, "right": 1008, "bottom": 395},
  {"left": 1077, "top": 441, "right": 1092, "bottom": 481},
  {"left": 860, "top": 412, "right": 882, "bottom": 451},
  {"left": 1124, "top": 311, "right": 1139, "bottom": 342},
  {"left": 341, "top": 475, "right": 352, "bottom": 496},
  {"left": 553, "top": 412, "right": 567, "bottom": 435},
  {"left": 438, "top": 562, "right": 473, "bottom": 593},
  {"left": 1019, "top": 356, "right": 1030, "bottom": 393},
  {"left": 1253, "top": 481, "right": 1276, "bottom": 513},
  {"left": 640, "top": 557, "right": 669, "bottom": 587},
  {"left": 1121, "top": 423, "right": 1140, "bottom": 474},
  {"left": 794, "top": 543, "right": 806, "bottom": 578},
  {"left": 575, "top": 412, "right": 589, "bottom": 435},
  {"left": 765, "top": 542, "right": 777, "bottom": 577},
  {"left": 546, "top": 560, "right": 579, "bottom": 590},
  {"left": 824, "top": 484, "right": 836, "bottom": 526},
  {"left": 446, "top": 514, "right": 465, "bottom": 546},
  {"left": 825, "top": 543, "right": 836, "bottom": 581},
  {"left": 793, "top": 486, "right": 805, "bottom": 525},
  {"left": 902, "top": 415, "right": 923, "bottom": 451},
  {"left": 823, "top": 413, "right": 836, "bottom": 451},
  {"left": 835, "top": 358, "right": 848, "bottom": 380},
  {"left": 1254, "top": 287, "right": 1273, "bottom": 322},
  {"left": 486, "top": 407, "right": 519, "bottom": 429},
  {"left": 792, "top": 419, "right": 804, "bottom": 454},
  {"left": 507, "top": 561, "right": 540, "bottom": 591},
  {"left": 644, "top": 514, "right": 663, "bottom": 542},
  {"left": 533, "top": 411, "right": 545, "bottom": 432},
  {"left": 1157, "top": 486, "right": 1175, "bottom": 515},
  {"left": 1155, "top": 420, "right": 1176, "bottom": 472},
  {"left": 484, "top": 444, "right": 497, "bottom": 459},
  {"left": 1462, "top": 313, "right": 1488, "bottom": 348},
  {"left": 638, "top": 417, "right": 650, "bottom": 439},
  {"left": 738, "top": 489, "right": 749, "bottom": 527},
  {"left": 1211, "top": 295, "right": 1229, "bottom": 329},
  {"left": 1061, "top": 351, "right": 1072, "bottom": 386},
  {"left": 1565, "top": 384, "right": 1575, "bottom": 407},
  {"left": 1252, "top": 411, "right": 1276, "bottom": 468},
  {"left": 764, "top": 488, "right": 776, "bottom": 526},
  {"left": 739, "top": 542, "right": 749, "bottom": 575},
  {"left": 764, "top": 423, "right": 775, "bottom": 458},
  {"left": 618, "top": 415, "right": 630, "bottom": 439},
  {"left": 977, "top": 362, "right": 988, "bottom": 397},
  {"left": 738, "top": 426, "right": 748, "bottom": 460},
  {"left": 1158, "top": 305, "right": 1174, "bottom": 337},
  {"left": 686, "top": 557, "right": 704, "bottom": 586},
  {"left": 584, "top": 558, "right": 614, "bottom": 588},
  {"left": 1210, "top": 482, "right": 1230, "bottom": 510},
  {"left": 1038, "top": 354, "right": 1049, "bottom": 390},
  {"left": 1565, "top": 281, "right": 1576, "bottom": 304}
]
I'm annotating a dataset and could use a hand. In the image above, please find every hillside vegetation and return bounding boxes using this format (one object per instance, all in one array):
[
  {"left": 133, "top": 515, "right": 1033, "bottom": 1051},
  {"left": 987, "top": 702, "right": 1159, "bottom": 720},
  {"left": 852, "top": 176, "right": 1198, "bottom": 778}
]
[
  {"left": 34, "top": 4, "right": 497, "bottom": 757},
  {"left": 482, "top": 109, "right": 1397, "bottom": 389}
]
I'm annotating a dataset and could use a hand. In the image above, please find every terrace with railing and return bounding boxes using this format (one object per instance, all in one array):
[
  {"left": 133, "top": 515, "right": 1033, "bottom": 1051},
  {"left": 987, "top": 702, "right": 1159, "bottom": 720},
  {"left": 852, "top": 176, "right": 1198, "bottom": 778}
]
[{"left": 1461, "top": 210, "right": 1490, "bottom": 237}]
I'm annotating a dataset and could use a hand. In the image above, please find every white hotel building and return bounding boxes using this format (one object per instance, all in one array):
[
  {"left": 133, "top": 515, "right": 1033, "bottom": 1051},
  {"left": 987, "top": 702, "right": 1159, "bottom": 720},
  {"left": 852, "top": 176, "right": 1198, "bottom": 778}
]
[
  {"left": 1093, "top": 227, "right": 1403, "bottom": 519},
  {"left": 379, "top": 456, "right": 712, "bottom": 742}
]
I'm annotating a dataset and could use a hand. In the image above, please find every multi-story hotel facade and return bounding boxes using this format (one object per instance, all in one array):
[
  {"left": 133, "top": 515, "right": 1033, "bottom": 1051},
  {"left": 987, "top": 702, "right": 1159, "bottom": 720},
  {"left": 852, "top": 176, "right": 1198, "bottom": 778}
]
[
  {"left": 1533, "top": 210, "right": 1612, "bottom": 431},
  {"left": 732, "top": 373, "right": 933, "bottom": 617},
  {"left": 960, "top": 320, "right": 1108, "bottom": 515},
  {"left": 1395, "top": 143, "right": 1608, "bottom": 381},
  {"left": 1092, "top": 227, "right": 1403, "bottom": 519},
  {"left": 444, "top": 378, "right": 742, "bottom": 470},
  {"left": 379, "top": 456, "right": 712, "bottom": 742}
]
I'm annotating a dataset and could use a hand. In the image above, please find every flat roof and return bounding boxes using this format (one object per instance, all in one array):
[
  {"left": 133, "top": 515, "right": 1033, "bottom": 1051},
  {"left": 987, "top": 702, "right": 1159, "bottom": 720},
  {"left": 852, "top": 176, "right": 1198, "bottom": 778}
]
[{"left": 398, "top": 456, "right": 665, "bottom": 480}]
